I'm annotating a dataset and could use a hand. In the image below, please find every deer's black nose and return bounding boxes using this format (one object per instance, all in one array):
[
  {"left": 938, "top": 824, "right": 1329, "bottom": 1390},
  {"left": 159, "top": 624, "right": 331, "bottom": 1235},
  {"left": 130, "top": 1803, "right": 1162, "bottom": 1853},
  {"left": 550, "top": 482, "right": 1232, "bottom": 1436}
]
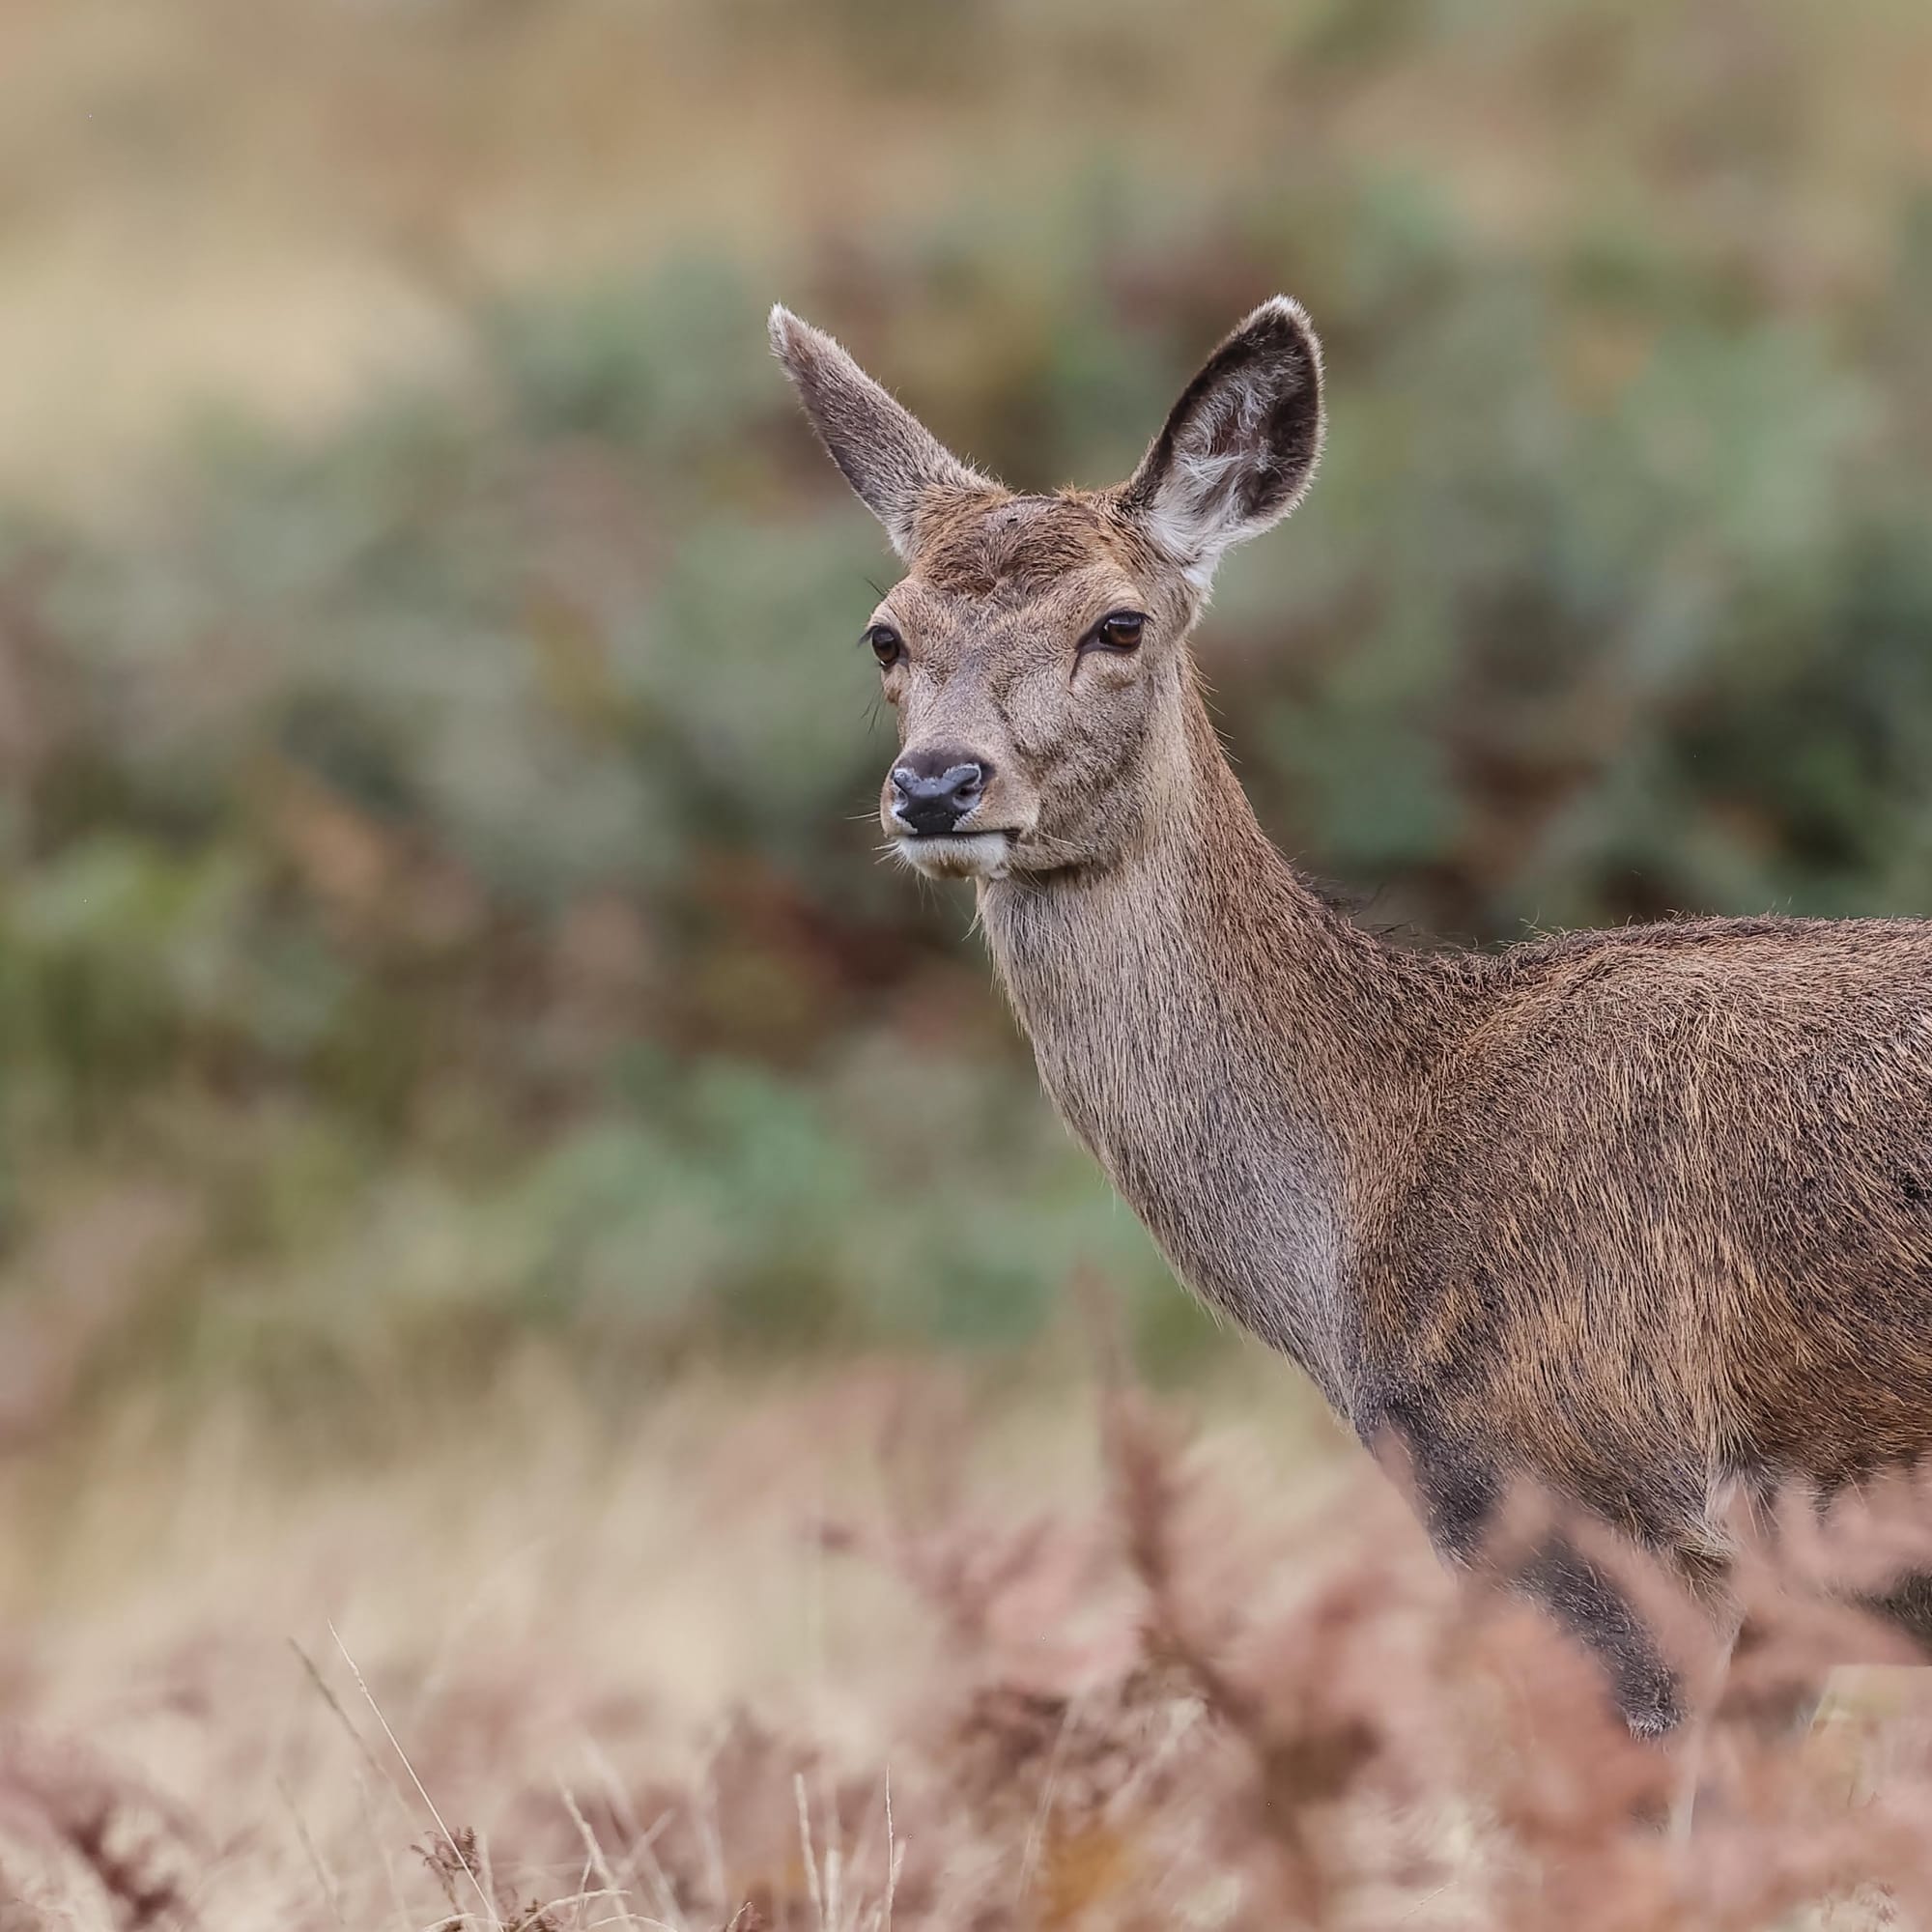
[{"left": 891, "top": 750, "right": 990, "bottom": 837}]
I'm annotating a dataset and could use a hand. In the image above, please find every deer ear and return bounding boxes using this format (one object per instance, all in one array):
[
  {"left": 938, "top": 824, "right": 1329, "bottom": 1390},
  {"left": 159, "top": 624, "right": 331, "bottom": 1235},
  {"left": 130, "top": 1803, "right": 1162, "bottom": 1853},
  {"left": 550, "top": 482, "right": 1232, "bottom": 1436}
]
[
  {"left": 769, "top": 306, "right": 992, "bottom": 560},
  {"left": 1119, "top": 297, "right": 1324, "bottom": 588}
]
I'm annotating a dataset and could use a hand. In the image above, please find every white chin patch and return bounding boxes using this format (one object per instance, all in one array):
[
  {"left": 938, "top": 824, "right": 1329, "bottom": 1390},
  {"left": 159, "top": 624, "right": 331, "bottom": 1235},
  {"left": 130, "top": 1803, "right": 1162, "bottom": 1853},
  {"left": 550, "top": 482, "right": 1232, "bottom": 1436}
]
[{"left": 894, "top": 833, "right": 1011, "bottom": 881}]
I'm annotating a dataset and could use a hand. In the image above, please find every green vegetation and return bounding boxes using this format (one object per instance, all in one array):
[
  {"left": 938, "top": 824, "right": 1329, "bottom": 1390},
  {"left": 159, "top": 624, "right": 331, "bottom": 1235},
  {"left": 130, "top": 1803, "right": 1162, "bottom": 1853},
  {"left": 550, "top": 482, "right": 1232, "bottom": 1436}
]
[{"left": 4, "top": 1, "right": 1932, "bottom": 1409}]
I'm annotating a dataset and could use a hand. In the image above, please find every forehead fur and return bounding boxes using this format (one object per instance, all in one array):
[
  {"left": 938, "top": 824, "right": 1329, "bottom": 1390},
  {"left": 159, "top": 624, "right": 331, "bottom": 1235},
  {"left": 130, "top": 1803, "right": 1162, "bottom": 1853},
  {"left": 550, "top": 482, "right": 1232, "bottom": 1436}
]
[{"left": 910, "top": 489, "right": 1163, "bottom": 601}]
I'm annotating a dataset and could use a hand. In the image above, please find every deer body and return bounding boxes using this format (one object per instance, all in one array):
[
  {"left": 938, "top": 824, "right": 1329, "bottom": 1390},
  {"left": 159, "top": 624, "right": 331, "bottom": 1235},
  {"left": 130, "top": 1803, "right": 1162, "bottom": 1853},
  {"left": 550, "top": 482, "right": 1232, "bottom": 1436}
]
[
  {"left": 771, "top": 296, "right": 1932, "bottom": 1730},
  {"left": 991, "top": 673, "right": 1932, "bottom": 1651}
]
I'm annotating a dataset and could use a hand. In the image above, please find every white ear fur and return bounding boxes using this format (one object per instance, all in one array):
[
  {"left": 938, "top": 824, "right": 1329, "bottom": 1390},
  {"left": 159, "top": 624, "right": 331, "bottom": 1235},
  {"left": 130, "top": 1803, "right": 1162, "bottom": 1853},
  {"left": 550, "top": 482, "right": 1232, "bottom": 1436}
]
[
  {"left": 769, "top": 305, "right": 994, "bottom": 559},
  {"left": 1122, "top": 297, "right": 1325, "bottom": 589}
]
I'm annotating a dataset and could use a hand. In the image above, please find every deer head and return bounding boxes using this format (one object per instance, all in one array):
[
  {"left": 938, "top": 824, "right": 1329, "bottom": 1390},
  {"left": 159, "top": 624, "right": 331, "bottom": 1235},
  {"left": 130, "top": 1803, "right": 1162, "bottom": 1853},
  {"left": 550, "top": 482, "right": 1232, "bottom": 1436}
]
[{"left": 770, "top": 298, "right": 1325, "bottom": 881}]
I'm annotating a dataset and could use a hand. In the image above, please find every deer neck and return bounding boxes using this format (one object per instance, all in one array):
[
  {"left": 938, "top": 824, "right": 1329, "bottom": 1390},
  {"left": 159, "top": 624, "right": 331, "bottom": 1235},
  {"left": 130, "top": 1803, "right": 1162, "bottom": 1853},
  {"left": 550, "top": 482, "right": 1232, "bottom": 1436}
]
[{"left": 978, "top": 694, "right": 1433, "bottom": 1407}]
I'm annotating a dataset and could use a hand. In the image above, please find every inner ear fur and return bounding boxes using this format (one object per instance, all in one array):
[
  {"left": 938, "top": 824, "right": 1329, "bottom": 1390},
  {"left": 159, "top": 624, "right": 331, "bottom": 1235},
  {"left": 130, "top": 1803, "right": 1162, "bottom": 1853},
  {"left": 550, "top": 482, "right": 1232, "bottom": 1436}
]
[{"left": 1119, "top": 297, "right": 1324, "bottom": 584}]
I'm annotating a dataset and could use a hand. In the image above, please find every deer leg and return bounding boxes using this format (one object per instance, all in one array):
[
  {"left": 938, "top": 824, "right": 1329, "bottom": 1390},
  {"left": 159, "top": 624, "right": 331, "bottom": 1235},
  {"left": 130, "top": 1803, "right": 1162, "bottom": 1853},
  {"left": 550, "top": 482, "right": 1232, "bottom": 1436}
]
[
  {"left": 1382, "top": 1412, "right": 1686, "bottom": 1735},
  {"left": 1511, "top": 1534, "right": 1685, "bottom": 1736}
]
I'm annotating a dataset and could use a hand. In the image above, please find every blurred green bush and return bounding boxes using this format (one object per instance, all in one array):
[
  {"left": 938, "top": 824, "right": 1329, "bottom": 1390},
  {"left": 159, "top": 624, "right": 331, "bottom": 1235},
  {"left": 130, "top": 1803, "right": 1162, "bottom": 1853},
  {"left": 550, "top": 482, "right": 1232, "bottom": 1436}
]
[{"left": 3, "top": 4, "right": 1932, "bottom": 1407}]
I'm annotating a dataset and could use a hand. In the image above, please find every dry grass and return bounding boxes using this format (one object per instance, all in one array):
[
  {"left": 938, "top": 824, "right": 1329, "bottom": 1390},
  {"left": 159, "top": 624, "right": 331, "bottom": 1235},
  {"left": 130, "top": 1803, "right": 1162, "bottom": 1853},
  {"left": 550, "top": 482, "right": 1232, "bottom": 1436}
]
[{"left": 6, "top": 1356, "right": 1932, "bottom": 1929}]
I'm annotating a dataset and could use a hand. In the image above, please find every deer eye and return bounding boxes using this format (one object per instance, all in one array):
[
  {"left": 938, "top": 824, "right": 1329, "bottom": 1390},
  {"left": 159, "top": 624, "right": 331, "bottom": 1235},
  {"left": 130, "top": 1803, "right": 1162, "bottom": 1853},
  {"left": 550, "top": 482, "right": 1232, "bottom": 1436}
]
[
  {"left": 1085, "top": 611, "right": 1146, "bottom": 653},
  {"left": 866, "top": 623, "right": 904, "bottom": 668}
]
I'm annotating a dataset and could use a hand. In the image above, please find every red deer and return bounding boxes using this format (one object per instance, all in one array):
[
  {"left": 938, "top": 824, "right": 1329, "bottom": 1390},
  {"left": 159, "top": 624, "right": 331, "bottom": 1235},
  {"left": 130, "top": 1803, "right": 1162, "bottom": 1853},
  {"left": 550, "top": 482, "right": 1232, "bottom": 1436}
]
[{"left": 771, "top": 296, "right": 1932, "bottom": 1732}]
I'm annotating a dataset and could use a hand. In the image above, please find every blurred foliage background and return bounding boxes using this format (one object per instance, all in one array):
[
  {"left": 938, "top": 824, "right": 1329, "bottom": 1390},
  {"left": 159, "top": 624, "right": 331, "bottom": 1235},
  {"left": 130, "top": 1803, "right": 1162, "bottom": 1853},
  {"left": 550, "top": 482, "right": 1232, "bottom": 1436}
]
[{"left": 3, "top": 0, "right": 1932, "bottom": 1428}]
